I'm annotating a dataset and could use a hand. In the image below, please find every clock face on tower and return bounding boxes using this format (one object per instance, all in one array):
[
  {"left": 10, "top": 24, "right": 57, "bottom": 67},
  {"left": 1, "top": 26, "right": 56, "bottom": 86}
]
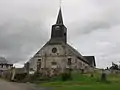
[{"left": 55, "top": 26, "right": 60, "bottom": 30}]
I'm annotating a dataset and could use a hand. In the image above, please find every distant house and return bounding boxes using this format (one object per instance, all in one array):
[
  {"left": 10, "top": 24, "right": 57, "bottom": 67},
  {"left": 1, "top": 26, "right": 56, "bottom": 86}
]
[{"left": 0, "top": 57, "right": 13, "bottom": 77}]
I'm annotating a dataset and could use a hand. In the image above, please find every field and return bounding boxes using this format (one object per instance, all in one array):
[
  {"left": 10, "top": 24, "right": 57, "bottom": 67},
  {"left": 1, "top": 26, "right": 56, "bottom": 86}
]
[{"left": 38, "top": 71, "right": 120, "bottom": 90}]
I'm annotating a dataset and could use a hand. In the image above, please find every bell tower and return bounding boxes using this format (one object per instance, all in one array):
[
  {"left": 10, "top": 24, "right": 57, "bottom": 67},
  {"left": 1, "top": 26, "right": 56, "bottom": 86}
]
[{"left": 50, "top": 8, "right": 67, "bottom": 44}]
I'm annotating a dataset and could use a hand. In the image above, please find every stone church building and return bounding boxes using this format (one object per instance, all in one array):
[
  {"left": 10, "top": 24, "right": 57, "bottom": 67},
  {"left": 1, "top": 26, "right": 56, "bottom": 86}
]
[{"left": 28, "top": 8, "right": 96, "bottom": 75}]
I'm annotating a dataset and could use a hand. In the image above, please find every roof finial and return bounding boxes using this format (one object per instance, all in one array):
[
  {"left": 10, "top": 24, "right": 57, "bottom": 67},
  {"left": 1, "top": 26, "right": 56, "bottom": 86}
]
[{"left": 59, "top": 0, "right": 62, "bottom": 8}]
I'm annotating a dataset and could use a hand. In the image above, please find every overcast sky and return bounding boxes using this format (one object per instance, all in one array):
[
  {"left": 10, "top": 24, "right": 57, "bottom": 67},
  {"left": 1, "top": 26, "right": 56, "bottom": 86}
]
[{"left": 0, "top": 0, "right": 120, "bottom": 68}]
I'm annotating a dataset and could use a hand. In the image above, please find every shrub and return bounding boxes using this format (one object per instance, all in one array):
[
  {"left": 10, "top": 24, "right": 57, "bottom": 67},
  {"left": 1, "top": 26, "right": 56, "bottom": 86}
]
[
  {"left": 14, "top": 73, "right": 27, "bottom": 82},
  {"left": 61, "top": 72, "right": 72, "bottom": 81}
]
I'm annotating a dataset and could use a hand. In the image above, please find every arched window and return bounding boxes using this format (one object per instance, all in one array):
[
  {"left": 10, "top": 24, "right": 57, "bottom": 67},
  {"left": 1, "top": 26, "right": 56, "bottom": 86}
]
[{"left": 68, "top": 58, "right": 72, "bottom": 65}]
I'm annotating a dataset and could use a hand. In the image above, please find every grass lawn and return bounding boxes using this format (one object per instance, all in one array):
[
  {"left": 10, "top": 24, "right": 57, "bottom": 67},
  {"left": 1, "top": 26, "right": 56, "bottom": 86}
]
[
  {"left": 53, "top": 83, "right": 120, "bottom": 90},
  {"left": 38, "top": 72, "right": 120, "bottom": 90}
]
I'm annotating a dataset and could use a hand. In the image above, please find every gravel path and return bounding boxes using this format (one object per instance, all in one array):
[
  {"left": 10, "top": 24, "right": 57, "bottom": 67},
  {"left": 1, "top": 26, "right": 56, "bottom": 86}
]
[{"left": 0, "top": 79, "right": 51, "bottom": 90}]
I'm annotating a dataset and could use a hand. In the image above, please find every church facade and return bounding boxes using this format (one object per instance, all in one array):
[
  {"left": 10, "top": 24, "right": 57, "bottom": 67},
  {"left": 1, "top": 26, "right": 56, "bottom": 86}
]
[{"left": 28, "top": 8, "right": 96, "bottom": 75}]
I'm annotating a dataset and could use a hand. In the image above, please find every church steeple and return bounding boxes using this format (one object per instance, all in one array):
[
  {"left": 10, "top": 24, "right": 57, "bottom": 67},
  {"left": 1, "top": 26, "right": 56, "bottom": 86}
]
[
  {"left": 56, "top": 8, "right": 63, "bottom": 25},
  {"left": 50, "top": 7, "right": 67, "bottom": 44}
]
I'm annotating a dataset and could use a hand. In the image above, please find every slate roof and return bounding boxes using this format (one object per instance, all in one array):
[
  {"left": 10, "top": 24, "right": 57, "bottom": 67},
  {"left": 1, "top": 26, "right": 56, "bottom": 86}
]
[
  {"left": 56, "top": 7, "right": 63, "bottom": 25},
  {"left": 83, "top": 56, "right": 96, "bottom": 67}
]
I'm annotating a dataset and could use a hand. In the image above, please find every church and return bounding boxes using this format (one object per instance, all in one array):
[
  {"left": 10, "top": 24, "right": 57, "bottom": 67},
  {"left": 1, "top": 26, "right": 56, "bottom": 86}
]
[{"left": 28, "top": 8, "right": 96, "bottom": 75}]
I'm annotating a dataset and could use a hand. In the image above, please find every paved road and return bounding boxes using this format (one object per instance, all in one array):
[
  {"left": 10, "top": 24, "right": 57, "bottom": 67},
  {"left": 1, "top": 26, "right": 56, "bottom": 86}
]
[{"left": 0, "top": 79, "right": 50, "bottom": 90}]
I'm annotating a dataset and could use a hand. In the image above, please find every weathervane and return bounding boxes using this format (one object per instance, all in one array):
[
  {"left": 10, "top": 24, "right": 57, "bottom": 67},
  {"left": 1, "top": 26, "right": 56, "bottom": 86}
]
[{"left": 59, "top": 0, "right": 62, "bottom": 7}]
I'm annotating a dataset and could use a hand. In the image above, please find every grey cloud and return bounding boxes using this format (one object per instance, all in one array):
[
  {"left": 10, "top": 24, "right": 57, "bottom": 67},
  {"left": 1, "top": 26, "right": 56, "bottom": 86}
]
[
  {"left": 69, "top": 21, "right": 111, "bottom": 36},
  {"left": 0, "top": 19, "right": 48, "bottom": 63}
]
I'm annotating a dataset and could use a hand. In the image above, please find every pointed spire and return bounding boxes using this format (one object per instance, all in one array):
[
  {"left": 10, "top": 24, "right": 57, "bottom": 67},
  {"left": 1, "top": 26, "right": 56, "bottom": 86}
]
[{"left": 56, "top": 8, "right": 63, "bottom": 25}]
